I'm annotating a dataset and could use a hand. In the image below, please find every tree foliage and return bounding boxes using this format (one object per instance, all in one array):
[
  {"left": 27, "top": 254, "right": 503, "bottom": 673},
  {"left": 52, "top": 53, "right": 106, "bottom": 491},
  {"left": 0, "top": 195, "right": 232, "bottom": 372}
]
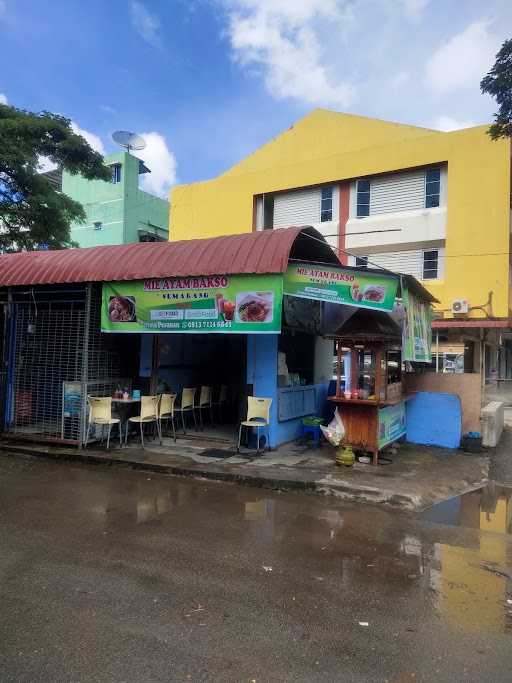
[
  {"left": 0, "top": 104, "right": 111, "bottom": 250},
  {"left": 481, "top": 38, "right": 512, "bottom": 140}
]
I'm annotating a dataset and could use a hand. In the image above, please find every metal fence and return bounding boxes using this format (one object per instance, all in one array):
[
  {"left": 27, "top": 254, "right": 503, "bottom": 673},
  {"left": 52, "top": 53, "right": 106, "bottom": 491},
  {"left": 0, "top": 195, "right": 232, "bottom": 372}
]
[{"left": 4, "top": 284, "right": 129, "bottom": 445}]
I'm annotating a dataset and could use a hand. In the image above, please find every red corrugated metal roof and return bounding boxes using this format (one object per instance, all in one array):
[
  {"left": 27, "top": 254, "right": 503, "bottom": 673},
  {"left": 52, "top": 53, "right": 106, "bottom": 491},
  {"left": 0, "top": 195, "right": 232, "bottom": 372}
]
[{"left": 0, "top": 226, "right": 338, "bottom": 287}]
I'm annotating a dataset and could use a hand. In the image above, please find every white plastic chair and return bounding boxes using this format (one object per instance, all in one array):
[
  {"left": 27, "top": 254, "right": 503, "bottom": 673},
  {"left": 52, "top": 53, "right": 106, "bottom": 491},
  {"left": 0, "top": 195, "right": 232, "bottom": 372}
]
[
  {"left": 85, "top": 396, "right": 122, "bottom": 449},
  {"left": 126, "top": 395, "right": 160, "bottom": 448},
  {"left": 174, "top": 388, "right": 197, "bottom": 433},
  {"left": 197, "top": 386, "right": 213, "bottom": 429},
  {"left": 237, "top": 396, "right": 272, "bottom": 454},
  {"left": 159, "top": 393, "right": 177, "bottom": 442}
]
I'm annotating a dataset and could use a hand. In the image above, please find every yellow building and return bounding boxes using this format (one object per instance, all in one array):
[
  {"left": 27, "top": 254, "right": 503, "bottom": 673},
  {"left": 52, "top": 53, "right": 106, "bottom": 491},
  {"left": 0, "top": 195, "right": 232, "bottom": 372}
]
[{"left": 171, "top": 109, "right": 512, "bottom": 378}]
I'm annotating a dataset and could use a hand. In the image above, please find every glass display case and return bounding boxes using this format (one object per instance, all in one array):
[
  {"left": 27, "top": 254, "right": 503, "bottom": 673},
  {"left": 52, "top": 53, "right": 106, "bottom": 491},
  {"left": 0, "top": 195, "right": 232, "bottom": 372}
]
[
  {"left": 335, "top": 343, "right": 402, "bottom": 403},
  {"left": 330, "top": 341, "right": 406, "bottom": 465}
]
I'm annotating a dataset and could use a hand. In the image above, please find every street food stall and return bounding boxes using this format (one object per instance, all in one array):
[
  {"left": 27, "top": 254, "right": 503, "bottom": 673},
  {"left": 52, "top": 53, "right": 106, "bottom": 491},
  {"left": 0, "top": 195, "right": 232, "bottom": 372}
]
[{"left": 327, "top": 309, "right": 406, "bottom": 466}]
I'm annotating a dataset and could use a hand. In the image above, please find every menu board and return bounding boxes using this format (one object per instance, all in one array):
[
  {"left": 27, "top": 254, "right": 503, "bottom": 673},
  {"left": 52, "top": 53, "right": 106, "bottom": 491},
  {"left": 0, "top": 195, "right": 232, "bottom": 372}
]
[
  {"left": 284, "top": 263, "right": 398, "bottom": 312},
  {"left": 101, "top": 274, "right": 283, "bottom": 333}
]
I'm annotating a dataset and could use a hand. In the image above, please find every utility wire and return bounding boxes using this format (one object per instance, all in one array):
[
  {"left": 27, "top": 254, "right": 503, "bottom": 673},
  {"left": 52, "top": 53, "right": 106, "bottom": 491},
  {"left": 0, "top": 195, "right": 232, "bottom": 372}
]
[
  {"left": 317, "top": 233, "right": 511, "bottom": 259},
  {"left": 299, "top": 230, "right": 400, "bottom": 277}
]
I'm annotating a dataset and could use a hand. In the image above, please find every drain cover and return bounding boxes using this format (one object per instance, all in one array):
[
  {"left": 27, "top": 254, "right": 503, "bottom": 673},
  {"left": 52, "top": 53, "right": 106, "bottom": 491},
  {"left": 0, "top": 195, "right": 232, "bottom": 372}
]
[{"left": 199, "top": 448, "right": 234, "bottom": 459}]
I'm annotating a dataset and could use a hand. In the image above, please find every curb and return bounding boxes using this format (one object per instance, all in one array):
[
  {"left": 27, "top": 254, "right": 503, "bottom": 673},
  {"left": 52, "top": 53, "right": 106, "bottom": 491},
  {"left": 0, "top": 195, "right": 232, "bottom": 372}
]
[
  {"left": 0, "top": 442, "right": 485, "bottom": 511},
  {"left": 0, "top": 443, "right": 318, "bottom": 493},
  {"left": 0, "top": 443, "right": 415, "bottom": 508}
]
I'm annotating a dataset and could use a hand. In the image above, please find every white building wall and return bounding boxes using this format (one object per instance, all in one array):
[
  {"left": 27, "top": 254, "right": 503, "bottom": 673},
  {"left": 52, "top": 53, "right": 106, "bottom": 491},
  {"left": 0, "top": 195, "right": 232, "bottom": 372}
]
[
  {"left": 348, "top": 167, "right": 447, "bottom": 217},
  {"left": 273, "top": 185, "right": 339, "bottom": 227},
  {"left": 255, "top": 196, "right": 264, "bottom": 229},
  {"left": 314, "top": 337, "right": 334, "bottom": 383},
  {"left": 348, "top": 247, "right": 445, "bottom": 281},
  {"left": 345, "top": 207, "right": 447, "bottom": 250},
  {"left": 271, "top": 185, "right": 340, "bottom": 250},
  {"left": 254, "top": 166, "right": 448, "bottom": 257},
  {"left": 369, "top": 170, "right": 426, "bottom": 215},
  {"left": 346, "top": 167, "right": 447, "bottom": 252}
]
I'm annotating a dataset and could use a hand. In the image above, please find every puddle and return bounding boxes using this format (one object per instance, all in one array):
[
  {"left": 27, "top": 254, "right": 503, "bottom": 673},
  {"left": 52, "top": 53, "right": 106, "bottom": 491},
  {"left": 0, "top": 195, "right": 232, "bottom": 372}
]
[
  {"left": 422, "top": 483, "right": 512, "bottom": 535},
  {"left": 5, "top": 455, "right": 512, "bottom": 640}
]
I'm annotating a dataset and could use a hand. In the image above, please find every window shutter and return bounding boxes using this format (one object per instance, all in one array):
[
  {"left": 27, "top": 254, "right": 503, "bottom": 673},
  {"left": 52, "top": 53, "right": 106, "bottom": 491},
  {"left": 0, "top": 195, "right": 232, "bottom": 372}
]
[{"left": 369, "top": 171, "right": 425, "bottom": 215}]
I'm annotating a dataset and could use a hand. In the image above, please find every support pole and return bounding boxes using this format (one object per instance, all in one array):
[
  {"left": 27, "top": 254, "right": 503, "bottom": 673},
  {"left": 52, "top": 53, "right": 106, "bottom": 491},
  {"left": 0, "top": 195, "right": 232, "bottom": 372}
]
[
  {"left": 79, "top": 284, "right": 92, "bottom": 449},
  {"left": 336, "top": 342, "right": 342, "bottom": 397},
  {"left": 435, "top": 329, "right": 440, "bottom": 373}
]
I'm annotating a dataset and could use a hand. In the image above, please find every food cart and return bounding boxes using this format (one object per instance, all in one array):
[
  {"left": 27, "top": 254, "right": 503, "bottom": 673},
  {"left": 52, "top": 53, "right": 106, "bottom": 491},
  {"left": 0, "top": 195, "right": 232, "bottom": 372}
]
[{"left": 328, "top": 309, "right": 407, "bottom": 466}]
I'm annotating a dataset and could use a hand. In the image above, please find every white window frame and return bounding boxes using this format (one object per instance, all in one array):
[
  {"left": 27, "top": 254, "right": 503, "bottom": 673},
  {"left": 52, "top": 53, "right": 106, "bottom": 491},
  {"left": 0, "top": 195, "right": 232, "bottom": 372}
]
[
  {"left": 320, "top": 186, "right": 333, "bottom": 222},
  {"left": 422, "top": 248, "right": 439, "bottom": 280},
  {"left": 111, "top": 164, "right": 122, "bottom": 184},
  {"left": 425, "top": 168, "right": 440, "bottom": 209},
  {"left": 356, "top": 179, "right": 370, "bottom": 218}
]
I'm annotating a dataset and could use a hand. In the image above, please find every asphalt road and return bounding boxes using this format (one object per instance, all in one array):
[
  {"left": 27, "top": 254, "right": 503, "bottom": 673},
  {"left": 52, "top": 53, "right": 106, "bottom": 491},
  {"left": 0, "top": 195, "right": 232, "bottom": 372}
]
[{"left": 1, "top": 454, "right": 511, "bottom": 682}]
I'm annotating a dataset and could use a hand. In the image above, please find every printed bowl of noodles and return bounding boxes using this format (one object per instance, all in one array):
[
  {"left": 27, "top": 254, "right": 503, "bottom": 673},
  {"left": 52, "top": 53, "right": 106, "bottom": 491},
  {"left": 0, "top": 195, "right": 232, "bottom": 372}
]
[{"left": 235, "top": 292, "right": 274, "bottom": 324}]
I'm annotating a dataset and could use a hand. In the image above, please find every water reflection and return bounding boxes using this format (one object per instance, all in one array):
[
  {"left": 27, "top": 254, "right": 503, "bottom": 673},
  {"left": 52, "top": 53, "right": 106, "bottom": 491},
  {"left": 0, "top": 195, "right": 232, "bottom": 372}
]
[
  {"left": 81, "top": 476, "right": 512, "bottom": 634},
  {"left": 244, "top": 499, "right": 272, "bottom": 521},
  {"left": 423, "top": 483, "right": 512, "bottom": 535},
  {"left": 423, "top": 484, "right": 512, "bottom": 633}
]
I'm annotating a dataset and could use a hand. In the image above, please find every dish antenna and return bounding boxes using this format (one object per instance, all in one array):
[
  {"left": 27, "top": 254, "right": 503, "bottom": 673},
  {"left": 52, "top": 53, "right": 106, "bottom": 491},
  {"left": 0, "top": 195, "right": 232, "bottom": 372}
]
[{"left": 112, "top": 130, "right": 146, "bottom": 154}]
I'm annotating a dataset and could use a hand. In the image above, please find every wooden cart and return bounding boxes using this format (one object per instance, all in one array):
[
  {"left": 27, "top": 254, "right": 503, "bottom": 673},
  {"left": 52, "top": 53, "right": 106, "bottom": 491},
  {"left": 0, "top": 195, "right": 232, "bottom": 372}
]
[{"left": 328, "top": 310, "right": 406, "bottom": 466}]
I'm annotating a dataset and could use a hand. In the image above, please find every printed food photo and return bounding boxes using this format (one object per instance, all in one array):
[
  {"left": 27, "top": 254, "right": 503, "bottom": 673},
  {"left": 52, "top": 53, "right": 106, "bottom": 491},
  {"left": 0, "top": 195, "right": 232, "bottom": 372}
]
[
  {"left": 362, "top": 285, "right": 386, "bottom": 303},
  {"left": 108, "top": 296, "right": 136, "bottom": 323},
  {"left": 350, "top": 284, "right": 363, "bottom": 302},
  {"left": 215, "top": 293, "right": 236, "bottom": 321},
  {"left": 235, "top": 291, "right": 274, "bottom": 323}
]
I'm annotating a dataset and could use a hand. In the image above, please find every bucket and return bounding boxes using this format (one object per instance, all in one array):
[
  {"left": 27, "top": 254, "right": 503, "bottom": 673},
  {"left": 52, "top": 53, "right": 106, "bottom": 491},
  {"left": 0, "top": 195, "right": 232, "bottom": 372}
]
[{"left": 461, "top": 433, "right": 482, "bottom": 453}]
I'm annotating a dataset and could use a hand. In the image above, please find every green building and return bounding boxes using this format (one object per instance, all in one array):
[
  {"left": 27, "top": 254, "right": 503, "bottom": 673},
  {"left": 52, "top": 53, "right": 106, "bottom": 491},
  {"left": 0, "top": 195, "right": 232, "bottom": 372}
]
[{"left": 60, "top": 151, "right": 169, "bottom": 247}]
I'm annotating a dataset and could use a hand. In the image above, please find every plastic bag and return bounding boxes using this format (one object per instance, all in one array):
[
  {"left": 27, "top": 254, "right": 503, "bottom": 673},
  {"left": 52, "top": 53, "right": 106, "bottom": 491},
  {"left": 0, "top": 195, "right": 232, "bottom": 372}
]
[{"left": 320, "top": 408, "right": 345, "bottom": 446}]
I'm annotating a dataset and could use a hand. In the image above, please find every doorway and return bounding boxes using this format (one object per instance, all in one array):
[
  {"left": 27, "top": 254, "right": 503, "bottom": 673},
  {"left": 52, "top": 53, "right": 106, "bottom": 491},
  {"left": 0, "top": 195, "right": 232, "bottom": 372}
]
[{"left": 154, "top": 333, "right": 247, "bottom": 442}]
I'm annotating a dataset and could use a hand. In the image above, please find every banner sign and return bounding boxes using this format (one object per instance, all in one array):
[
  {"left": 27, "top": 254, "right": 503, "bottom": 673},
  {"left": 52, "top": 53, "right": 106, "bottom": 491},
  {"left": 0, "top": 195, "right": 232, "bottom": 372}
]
[
  {"left": 378, "top": 402, "right": 406, "bottom": 449},
  {"left": 283, "top": 263, "right": 398, "bottom": 312},
  {"left": 101, "top": 274, "right": 283, "bottom": 333},
  {"left": 402, "top": 286, "right": 432, "bottom": 362}
]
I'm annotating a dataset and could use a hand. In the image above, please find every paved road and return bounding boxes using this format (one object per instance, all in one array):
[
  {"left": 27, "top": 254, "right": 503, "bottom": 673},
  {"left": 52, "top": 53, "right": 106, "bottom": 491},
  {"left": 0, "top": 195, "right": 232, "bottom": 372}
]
[
  {"left": 1, "top": 454, "right": 512, "bottom": 682},
  {"left": 490, "top": 425, "right": 512, "bottom": 485}
]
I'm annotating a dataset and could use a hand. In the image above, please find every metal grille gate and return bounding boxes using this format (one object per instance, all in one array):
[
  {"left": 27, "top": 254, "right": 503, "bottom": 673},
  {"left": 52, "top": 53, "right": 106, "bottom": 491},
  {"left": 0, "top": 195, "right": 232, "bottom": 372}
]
[
  {"left": 9, "top": 290, "right": 87, "bottom": 441},
  {"left": 5, "top": 284, "right": 128, "bottom": 445}
]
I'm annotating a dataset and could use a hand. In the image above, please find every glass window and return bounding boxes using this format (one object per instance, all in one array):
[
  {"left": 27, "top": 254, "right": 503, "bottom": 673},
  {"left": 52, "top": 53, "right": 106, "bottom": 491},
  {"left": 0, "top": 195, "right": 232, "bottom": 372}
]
[
  {"left": 111, "top": 164, "right": 122, "bottom": 184},
  {"left": 321, "top": 187, "right": 333, "bottom": 222},
  {"left": 356, "top": 179, "right": 370, "bottom": 217},
  {"left": 423, "top": 249, "right": 438, "bottom": 279},
  {"left": 425, "top": 168, "right": 440, "bottom": 208},
  {"left": 355, "top": 255, "right": 368, "bottom": 267}
]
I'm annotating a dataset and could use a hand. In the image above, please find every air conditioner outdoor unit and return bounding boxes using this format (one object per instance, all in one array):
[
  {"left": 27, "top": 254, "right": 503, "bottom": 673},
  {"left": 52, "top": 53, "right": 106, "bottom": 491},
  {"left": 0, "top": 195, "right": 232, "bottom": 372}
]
[{"left": 452, "top": 299, "right": 469, "bottom": 314}]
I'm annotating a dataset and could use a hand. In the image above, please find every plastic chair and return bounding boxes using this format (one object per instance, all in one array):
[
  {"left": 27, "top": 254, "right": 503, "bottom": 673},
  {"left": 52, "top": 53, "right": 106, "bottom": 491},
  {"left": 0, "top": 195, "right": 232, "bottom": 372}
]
[
  {"left": 197, "top": 386, "right": 213, "bottom": 429},
  {"left": 159, "top": 393, "right": 177, "bottom": 442},
  {"left": 85, "top": 396, "right": 122, "bottom": 449},
  {"left": 212, "top": 385, "right": 228, "bottom": 422},
  {"left": 126, "top": 395, "right": 160, "bottom": 448},
  {"left": 174, "top": 388, "right": 197, "bottom": 434},
  {"left": 237, "top": 396, "right": 272, "bottom": 454}
]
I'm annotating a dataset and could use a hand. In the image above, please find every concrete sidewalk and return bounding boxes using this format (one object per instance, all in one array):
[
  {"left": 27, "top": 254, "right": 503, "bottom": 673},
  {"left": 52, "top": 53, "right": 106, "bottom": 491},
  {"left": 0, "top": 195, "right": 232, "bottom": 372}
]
[{"left": 0, "top": 432, "right": 490, "bottom": 511}]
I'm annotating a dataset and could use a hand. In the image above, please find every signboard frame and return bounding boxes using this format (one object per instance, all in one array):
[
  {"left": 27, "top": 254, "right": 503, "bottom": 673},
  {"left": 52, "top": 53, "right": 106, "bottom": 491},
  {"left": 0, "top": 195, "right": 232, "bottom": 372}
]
[
  {"left": 101, "top": 274, "right": 283, "bottom": 334},
  {"left": 283, "top": 262, "right": 399, "bottom": 312}
]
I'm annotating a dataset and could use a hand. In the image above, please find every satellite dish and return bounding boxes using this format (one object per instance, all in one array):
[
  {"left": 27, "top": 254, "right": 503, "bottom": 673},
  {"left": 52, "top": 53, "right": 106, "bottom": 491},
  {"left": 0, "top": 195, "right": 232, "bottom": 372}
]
[{"left": 112, "top": 130, "right": 146, "bottom": 154}]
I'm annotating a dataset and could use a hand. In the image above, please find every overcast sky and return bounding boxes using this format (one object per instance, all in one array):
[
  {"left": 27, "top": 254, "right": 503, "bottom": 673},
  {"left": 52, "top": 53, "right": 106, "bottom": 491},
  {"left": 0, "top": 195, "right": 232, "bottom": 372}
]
[{"left": 1, "top": 0, "right": 510, "bottom": 197}]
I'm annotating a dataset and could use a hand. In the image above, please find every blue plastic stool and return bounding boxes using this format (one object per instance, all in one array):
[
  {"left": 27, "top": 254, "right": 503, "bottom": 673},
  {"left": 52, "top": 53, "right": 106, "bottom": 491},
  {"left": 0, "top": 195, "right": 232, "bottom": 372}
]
[{"left": 301, "top": 423, "right": 322, "bottom": 447}]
